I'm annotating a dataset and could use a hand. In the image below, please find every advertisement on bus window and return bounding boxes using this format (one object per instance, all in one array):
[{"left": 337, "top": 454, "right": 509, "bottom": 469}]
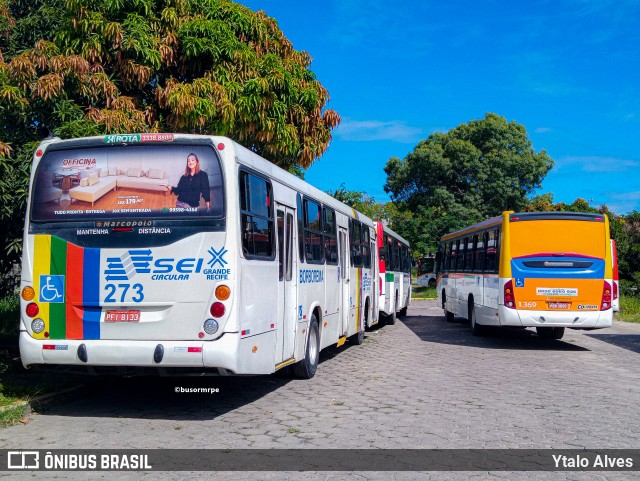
[{"left": 30, "top": 144, "right": 224, "bottom": 222}]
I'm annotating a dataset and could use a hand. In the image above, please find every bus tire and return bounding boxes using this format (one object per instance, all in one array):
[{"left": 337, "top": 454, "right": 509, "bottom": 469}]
[
  {"left": 399, "top": 306, "right": 407, "bottom": 317},
  {"left": 293, "top": 315, "right": 320, "bottom": 379},
  {"left": 387, "top": 309, "right": 397, "bottom": 325},
  {"left": 469, "top": 304, "right": 485, "bottom": 336},
  {"left": 428, "top": 278, "right": 436, "bottom": 288},
  {"left": 536, "top": 326, "right": 565, "bottom": 340}
]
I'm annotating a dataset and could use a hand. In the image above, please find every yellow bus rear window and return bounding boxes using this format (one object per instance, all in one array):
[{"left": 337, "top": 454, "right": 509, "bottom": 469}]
[{"left": 510, "top": 220, "right": 606, "bottom": 259}]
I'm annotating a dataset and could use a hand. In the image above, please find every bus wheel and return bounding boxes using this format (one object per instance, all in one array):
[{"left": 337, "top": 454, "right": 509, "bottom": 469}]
[
  {"left": 469, "top": 304, "right": 485, "bottom": 336},
  {"left": 293, "top": 315, "right": 320, "bottom": 379},
  {"left": 428, "top": 278, "right": 436, "bottom": 288},
  {"left": 536, "top": 326, "right": 565, "bottom": 340},
  {"left": 399, "top": 306, "right": 408, "bottom": 317}
]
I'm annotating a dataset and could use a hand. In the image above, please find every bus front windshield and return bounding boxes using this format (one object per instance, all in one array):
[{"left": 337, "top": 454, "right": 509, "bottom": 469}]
[
  {"left": 509, "top": 219, "right": 606, "bottom": 259},
  {"left": 30, "top": 143, "right": 224, "bottom": 223}
]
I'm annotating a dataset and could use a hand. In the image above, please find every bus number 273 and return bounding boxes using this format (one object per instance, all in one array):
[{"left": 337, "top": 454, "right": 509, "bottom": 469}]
[{"left": 104, "top": 283, "right": 145, "bottom": 303}]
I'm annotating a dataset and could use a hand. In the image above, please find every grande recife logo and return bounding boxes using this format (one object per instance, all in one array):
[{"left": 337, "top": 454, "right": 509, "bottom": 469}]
[{"left": 103, "top": 246, "right": 231, "bottom": 281}]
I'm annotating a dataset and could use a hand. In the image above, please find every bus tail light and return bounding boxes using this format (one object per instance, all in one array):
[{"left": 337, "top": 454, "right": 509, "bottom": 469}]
[
  {"left": 600, "top": 281, "right": 612, "bottom": 310},
  {"left": 613, "top": 281, "right": 619, "bottom": 301},
  {"left": 26, "top": 302, "right": 39, "bottom": 318},
  {"left": 504, "top": 280, "right": 515, "bottom": 309},
  {"left": 21, "top": 286, "right": 35, "bottom": 301},
  {"left": 203, "top": 319, "right": 219, "bottom": 335},
  {"left": 210, "top": 302, "right": 225, "bottom": 318},
  {"left": 215, "top": 285, "right": 231, "bottom": 301}
]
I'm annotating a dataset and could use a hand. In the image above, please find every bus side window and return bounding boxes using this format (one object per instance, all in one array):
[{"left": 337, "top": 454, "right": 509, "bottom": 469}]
[
  {"left": 476, "top": 233, "right": 486, "bottom": 273},
  {"left": 297, "top": 193, "right": 304, "bottom": 262},
  {"left": 450, "top": 241, "right": 458, "bottom": 271},
  {"left": 362, "top": 226, "right": 371, "bottom": 268},
  {"left": 458, "top": 238, "right": 467, "bottom": 271},
  {"left": 240, "top": 171, "right": 274, "bottom": 259},
  {"left": 465, "top": 237, "right": 475, "bottom": 271},
  {"left": 352, "top": 221, "right": 362, "bottom": 267},
  {"left": 485, "top": 229, "right": 498, "bottom": 273},
  {"left": 324, "top": 207, "right": 338, "bottom": 265},
  {"left": 304, "top": 198, "right": 324, "bottom": 263}
]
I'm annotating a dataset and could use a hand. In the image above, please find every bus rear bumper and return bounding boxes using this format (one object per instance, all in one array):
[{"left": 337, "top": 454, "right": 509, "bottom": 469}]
[
  {"left": 19, "top": 330, "right": 277, "bottom": 374},
  {"left": 499, "top": 307, "right": 613, "bottom": 329}
]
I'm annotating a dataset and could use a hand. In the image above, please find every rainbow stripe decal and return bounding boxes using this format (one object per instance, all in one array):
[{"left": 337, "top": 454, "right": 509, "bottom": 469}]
[{"left": 33, "top": 235, "right": 101, "bottom": 340}]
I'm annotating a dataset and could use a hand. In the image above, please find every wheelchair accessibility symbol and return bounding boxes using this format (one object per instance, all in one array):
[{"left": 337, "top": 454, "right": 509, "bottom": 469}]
[
  {"left": 515, "top": 278, "right": 525, "bottom": 288},
  {"left": 39, "top": 275, "right": 65, "bottom": 303}
]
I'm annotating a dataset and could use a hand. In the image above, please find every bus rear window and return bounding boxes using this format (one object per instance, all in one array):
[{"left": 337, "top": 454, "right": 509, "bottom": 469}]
[
  {"left": 30, "top": 144, "right": 223, "bottom": 222},
  {"left": 510, "top": 219, "right": 606, "bottom": 259}
]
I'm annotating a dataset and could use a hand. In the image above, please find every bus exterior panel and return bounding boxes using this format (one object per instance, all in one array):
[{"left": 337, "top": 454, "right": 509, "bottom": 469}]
[
  {"left": 19, "top": 134, "right": 376, "bottom": 376},
  {"left": 375, "top": 223, "right": 411, "bottom": 320},
  {"left": 501, "top": 212, "right": 613, "bottom": 329},
  {"left": 437, "top": 211, "right": 613, "bottom": 337}
]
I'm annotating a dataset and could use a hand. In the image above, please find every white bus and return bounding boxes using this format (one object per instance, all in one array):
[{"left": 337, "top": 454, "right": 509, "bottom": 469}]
[
  {"left": 19, "top": 133, "right": 378, "bottom": 378},
  {"left": 375, "top": 222, "right": 411, "bottom": 324},
  {"left": 437, "top": 211, "right": 613, "bottom": 339}
]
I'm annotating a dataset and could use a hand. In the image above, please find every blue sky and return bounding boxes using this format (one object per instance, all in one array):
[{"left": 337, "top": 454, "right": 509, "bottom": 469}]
[{"left": 239, "top": 0, "right": 640, "bottom": 214}]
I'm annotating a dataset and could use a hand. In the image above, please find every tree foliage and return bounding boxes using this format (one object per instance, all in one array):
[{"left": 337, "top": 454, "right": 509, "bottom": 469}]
[
  {"left": 0, "top": 0, "right": 339, "bottom": 269},
  {"left": 525, "top": 195, "right": 640, "bottom": 286},
  {"left": 384, "top": 113, "right": 554, "bottom": 251}
]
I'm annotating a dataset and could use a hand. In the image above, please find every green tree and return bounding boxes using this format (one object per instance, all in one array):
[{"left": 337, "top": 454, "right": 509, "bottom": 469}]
[
  {"left": 384, "top": 113, "right": 554, "bottom": 252},
  {"left": 0, "top": 0, "right": 339, "bottom": 270}
]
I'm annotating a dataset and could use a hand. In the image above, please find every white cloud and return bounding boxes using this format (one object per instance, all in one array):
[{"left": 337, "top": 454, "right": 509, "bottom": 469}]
[
  {"left": 335, "top": 120, "right": 423, "bottom": 143},
  {"left": 557, "top": 155, "right": 640, "bottom": 173},
  {"left": 535, "top": 127, "right": 552, "bottom": 133}
]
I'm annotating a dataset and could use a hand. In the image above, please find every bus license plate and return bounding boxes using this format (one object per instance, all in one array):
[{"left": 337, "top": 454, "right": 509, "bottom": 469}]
[
  {"left": 105, "top": 310, "right": 140, "bottom": 322},
  {"left": 548, "top": 302, "right": 569, "bottom": 309}
]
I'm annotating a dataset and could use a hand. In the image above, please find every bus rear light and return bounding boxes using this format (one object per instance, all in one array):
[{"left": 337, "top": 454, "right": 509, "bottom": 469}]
[
  {"left": 21, "top": 286, "right": 35, "bottom": 301},
  {"left": 504, "top": 280, "right": 515, "bottom": 309},
  {"left": 210, "top": 302, "right": 225, "bottom": 318},
  {"left": 215, "top": 285, "right": 231, "bottom": 301},
  {"left": 26, "top": 302, "right": 39, "bottom": 318},
  {"left": 203, "top": 318, "right": 219, "bottom": 334},
  {"left": 613, "top": 281, "right": 619, "bottom": 301},
  {"left": 600, "top": 281, "right": 612, "bottom": 310},
  {"left": 31, "top": 318, "right": 45, "bottom": 333}
]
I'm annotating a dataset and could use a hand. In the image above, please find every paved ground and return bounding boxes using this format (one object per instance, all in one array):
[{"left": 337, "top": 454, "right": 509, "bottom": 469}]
[{"left": 1, "top": 300, "right": 640, "bottom": 480}]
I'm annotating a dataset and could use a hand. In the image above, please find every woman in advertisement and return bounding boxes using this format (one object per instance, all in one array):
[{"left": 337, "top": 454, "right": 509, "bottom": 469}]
[{"left": 166, "top": 153, "right": 211, "bottom": 209}]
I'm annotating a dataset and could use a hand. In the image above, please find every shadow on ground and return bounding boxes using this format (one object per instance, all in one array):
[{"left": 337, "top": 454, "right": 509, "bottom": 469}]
[
  {"left": 401, "top": 314, "right": 589, "bottom": 351},
  {"left": 585, "top": 333, "right": 640, "bottom": 354},
  {"left": 21, "top": 341, "right": 362, "bottom": 422}
]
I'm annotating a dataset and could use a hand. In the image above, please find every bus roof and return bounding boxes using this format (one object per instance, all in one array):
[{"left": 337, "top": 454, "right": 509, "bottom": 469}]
[
  {"left": 373, "top": 222, "right": 410, "bottom": 246},
  {"left": 441, "top": 215, "right": 503, "bottom": 241},
  {"left": 440, "top": 211, "right": 606, "bottom": 242}
]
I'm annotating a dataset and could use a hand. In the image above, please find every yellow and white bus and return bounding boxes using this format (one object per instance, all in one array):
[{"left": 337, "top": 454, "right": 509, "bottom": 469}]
[
  {"left": 437, "top": 211, "right": 613, "bottom": 339},
  {"left": 375, "top": 223, "right": 411, "bottom": 324},
  {"left": 19, "top": 133, "right": 378, "bottom": 378}
]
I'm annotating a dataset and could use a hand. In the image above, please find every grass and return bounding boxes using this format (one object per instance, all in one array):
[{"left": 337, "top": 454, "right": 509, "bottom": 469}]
[
  {"left": 618, "top": 295, "right": 640, "bottom": 323},
  {"left": 0, "top": 292, "right": 81, "bottom": 428},
  {"left": 412, "top": 285, "right": 437, "bottom": 299}
]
